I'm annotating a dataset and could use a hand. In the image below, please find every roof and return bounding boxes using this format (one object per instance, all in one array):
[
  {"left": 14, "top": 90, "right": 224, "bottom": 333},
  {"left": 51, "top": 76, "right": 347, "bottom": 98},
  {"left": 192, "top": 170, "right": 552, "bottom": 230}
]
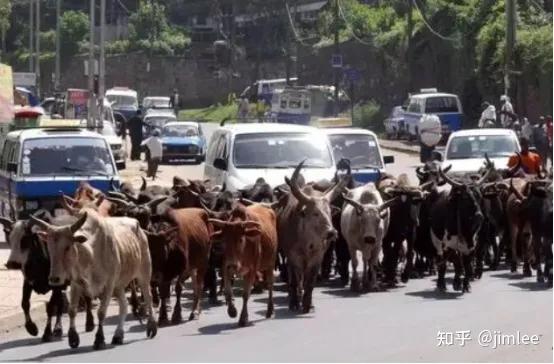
[
  {"left": 165, "top": 121, "right": 199, "bottom": 127},
  {"left": 106, "top": 88, "right": 137, "bottom": 97},
  {"left": 6, "top": 128, "right": 106, "bottom": 141},
  {"left": 144, "top": 109, "right": 176, "bottom": 117},
  {"left": 321, "top": 127, "right": 378, "bottom": 138},
  {"left": 220, "top": 123, "right": 324, "bottom": 135},
  {"left": 449, "top": 128, "right": 517, "bottom": 137},
  {"left": 143, "top": 96, "right": 170, "bottom": 101},
  {"left": 410, "top": 92, "right": 458, "bottom": 99}
]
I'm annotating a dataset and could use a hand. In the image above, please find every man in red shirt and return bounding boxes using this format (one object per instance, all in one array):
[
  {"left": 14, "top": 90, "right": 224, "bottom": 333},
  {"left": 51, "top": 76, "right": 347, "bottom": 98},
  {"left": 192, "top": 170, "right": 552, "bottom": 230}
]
[
  {"left": 507, "top": 137, "right": 542, "bottom": 175},
  {"left": 546, "top": 115, "right": 553, "bottom": 166}
]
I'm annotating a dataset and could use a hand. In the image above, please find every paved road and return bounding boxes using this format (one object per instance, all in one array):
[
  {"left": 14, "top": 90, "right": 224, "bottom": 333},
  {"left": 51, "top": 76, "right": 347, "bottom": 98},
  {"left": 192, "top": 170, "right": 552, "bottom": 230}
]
[{"left": 0, "top": 124, "right": 551, "bottom": 362}]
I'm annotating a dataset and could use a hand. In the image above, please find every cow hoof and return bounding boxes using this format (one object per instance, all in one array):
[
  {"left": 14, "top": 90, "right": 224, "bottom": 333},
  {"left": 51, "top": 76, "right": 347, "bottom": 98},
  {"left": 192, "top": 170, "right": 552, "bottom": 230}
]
[
  {"left": 238, "top": 313, "right": 248, "bottom": 327},
  {"left": 301, "top": 305, "right": 313, "bottom": 314},
  {"left": 437, "top": 283, "right": 447, "bottom": 292},
  {"left": 209, "top": 295, "right": 220, "bottom": 305},
  {"left": 146, "top": 320, "right": 158, "bottom": 339},
  {"left": 111, "top": 331, "right": 124, "bottom": 345},
  {"left": 251, "top": 285, "right": 263, "bottom": 294},
  {"left": 41, "top": 327, "right": 53, "bottom": 343},
  {"left": 266, "top": 307, "right": 274, "bottom": 319},
  {"left": 350, "top": 279, "right": 360, "bottom": 292},
  {"left": 171, "top": 311, "right": 182, "bottom": 325},
  {"left": 158, "top": 317, "right": 169, "bottom": 327},
  {"left": 463, "top": 283, "right": 471, "bottom": 293},
  {"left": 510, "top": 262, "right": 517, "bottom": 273},
  {"left": 227, "top": 305, "right": 238, "bottom": 318},
  {"left": 452, "top": 279, "right": 462, "bottom": 292},
  {"left": 188, "top": 312, "right": 199, "bottom": 321},
  {"left": 93, "top": 340, "right": 106, "bottom": 350},
  {"left": 400, "top": 272, "right": 409, "bottom": 283},
  {"left": 152, "top": 297, "right": 160, "bottom": 308},
  {"left": 85, "top": 319, "right": 95, "bottom": 333},
  {"left": 537, "top": 275, "right": 545, "bottom": 283},
  {"left": 68, "top": 328, "right": 80, "bottom": 349},
  {"left": 25, "top": 321, "right": 38, "bottom": 336},
  {"left": 53, "top": 326, "right": 63, "bottom": 339},
  {"left": 523, "top": 267, "right": 532, "bottom": 277}
]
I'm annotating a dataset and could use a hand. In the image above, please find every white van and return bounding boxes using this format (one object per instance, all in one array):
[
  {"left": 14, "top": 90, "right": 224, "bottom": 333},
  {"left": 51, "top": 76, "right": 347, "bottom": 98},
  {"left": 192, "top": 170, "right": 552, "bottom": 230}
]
[{"left": 204, "top": 123, "right": 336, "bottom": 191}]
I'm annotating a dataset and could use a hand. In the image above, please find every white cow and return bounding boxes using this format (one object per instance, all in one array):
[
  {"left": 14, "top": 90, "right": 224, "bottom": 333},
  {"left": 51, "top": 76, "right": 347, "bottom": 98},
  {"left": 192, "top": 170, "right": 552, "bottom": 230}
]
[
  {"left": 32, "top": 208, "right": 157, "bottom": 350},
  {"left": 340, "top": 183, "right": 397, "bottom": 292}
]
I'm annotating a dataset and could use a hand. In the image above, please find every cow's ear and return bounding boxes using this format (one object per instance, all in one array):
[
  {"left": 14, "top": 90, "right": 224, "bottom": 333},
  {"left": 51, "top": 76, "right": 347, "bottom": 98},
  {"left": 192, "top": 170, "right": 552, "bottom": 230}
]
[
  {"left": 73, "top": 235, "right": 87, "bottom": 244},
  {"left": 379, "top": 210, "right": 388, "bottom": 219},
  {"left": 37, "top": 231, "right": 49, "bottom": 243}
]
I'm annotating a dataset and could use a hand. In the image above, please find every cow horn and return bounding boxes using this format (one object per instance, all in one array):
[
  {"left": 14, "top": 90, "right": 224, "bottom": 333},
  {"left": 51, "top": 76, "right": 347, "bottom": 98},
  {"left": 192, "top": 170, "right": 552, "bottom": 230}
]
[
  {"left": 108, "top": 191, "right": 128, "bottom": 200},
  {"left": 70, "top": 212, "right": 88, "bottom": 233},
  {"left": 286, "top": 160, "right": 311, "bottom": 205},
  {"left": 94, "top": 195, "right": 105, "bottom": 207},
  {"left": 342, "top": 193, "right": 364, "bottom": 214},
  {"left": 442, "top": 164, "right": 452, "bottom": 174},
  {"left": 415, "top": 166, "right": 427, "bottom": 179},
  {"left": 110, "top": 177, "right": 119, "bottom": 192},
  {"left": 239, "top": 198, "right": 255, "bottom": 206},
  {"left": 242, "top": 221, "right": 261, "bottom": 229},
  {"left": 30, "top": 213, "right": 53, "bottom": 231},
  {"left": 378, "top": 196, "right": 400, "bottom": 212},
  {"left": 510, "top": 178, "right": 525, "bottom": 201},
  {"left": 0, "top": 217, "right": 13, "bottom": 230},
  {"left": 439, "top": 167, "right": 463, "bottom": 188},
  {"left": 145, "top": 196, "right": 168, "bottom": 211},
  {"left": 419, "top": 181, "right": 434, "bottom": 191},
  {"left": 208, "top": 218, "right": 228, "bottom": 228},
  {"left": 325, "top": 177, "right": 347, "bottom": 203},
  {"left": 484, "top": 153, "right": 492, "bottom": 166},
  {"left": 140, "top": 176, "right": 147, "bottom": 191},
  {"left": 506, "top": 153, "right": 522, "bottom": 177},
  {"left": 476, "top": 166, "right": 493, "bottom": 186},
  {"left": 60, "top": 194, "right": 80, "bottom": 214},
  {"left": 106, "top": 197, "right": 131, "bottom": 208}
]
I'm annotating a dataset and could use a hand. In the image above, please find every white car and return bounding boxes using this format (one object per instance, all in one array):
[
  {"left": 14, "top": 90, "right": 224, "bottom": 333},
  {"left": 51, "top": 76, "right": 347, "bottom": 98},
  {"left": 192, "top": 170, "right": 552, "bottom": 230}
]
[
  {"left": 441, "top": 128, "right": 520, "bottom": 178},
  {"left": 204, "top": 123, "right": 336, "bottom": 191},
  {"left": 99, "top": 122, "right": 126, "bottom": 169}
]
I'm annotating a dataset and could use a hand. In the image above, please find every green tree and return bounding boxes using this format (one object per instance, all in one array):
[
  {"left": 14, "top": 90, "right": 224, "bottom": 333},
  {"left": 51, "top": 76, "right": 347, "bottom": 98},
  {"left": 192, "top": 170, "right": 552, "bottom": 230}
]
[
  {"left": 0, "top": 0, "right": 11, "bottom": 54},
  {"left": 60, "top": 10, "right": 89, "bottom": 61}
]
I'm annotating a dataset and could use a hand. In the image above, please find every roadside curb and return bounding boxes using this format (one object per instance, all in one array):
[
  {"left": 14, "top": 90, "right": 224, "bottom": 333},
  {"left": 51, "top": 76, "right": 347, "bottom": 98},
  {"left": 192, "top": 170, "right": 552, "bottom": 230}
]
[
  {"left": 380, "top": 140, "right": 419, "bottom": 155},
  {"left": 0, "top": 302, "right": 47, "bottom": 334}
]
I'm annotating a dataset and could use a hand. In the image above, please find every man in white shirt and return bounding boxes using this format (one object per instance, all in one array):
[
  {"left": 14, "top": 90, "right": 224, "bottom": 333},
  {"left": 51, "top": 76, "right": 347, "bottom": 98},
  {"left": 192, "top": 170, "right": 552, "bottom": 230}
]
[
  {"left": 141, "top": 130, "right": 163, "bottom": 180},
  {"left": 499, "top": 95, "right": 515, "bottom": 128},
  {"left": 478, "top": 101, "right": 497, "bottom": 128}
]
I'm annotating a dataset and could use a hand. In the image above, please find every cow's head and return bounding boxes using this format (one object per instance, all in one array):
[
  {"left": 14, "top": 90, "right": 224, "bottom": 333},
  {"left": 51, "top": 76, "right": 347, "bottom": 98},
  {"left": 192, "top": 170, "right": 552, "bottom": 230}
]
[
  {"left": 343, "top": 192, "right": 398, "bottom": 244},
  {"left": 286, "top": 161, "right": 343, "bottom": 244},
  {"left": 144, "top": 223, "right": 179, "bottom": 284},
  {"left": 31, "top": 212, "right": 88, "bottom": 286},
  {"left": 209, "top": 215, "right": 262, "bottom": 273}
]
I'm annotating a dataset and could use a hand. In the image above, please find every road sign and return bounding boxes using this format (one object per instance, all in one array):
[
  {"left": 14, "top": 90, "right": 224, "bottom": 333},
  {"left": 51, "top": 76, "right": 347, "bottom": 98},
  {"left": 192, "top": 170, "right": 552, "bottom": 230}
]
[
  {"left": 13, "top": 72, "right": 36, "bottom": 87},
  {"left": 331, "top": 54, "right": 343, "bottom": 68}
]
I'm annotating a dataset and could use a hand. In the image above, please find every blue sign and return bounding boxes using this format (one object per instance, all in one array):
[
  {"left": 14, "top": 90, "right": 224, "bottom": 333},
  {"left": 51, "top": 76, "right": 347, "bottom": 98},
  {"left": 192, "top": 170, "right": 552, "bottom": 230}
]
[{"left": 331, "top": 54, "right": 343, "bottom": 68}]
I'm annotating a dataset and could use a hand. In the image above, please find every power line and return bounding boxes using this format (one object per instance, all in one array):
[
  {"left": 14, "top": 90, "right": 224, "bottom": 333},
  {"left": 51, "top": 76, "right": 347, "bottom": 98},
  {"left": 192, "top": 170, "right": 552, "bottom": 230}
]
[
  {"left": 412, "top": 0, "right": 457, "bottom": 42},
  {"left": 284, "top": 0, "right": 311, "bottom": 46},
  {"left": 337, "top": 0, "right": 373, "bottom": 46}
]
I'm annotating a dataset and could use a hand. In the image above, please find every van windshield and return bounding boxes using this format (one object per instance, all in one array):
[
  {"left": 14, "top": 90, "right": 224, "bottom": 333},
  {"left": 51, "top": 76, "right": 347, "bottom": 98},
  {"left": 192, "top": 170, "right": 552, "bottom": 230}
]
[
  {"left": 106, "top": 95, "right": 137, "bottom": 108},
  {"left": 425, "top": 96, "right": 459, "bottom": 113},
  {"left": 328, "top": 134, "right": 383, "bottom": 169},
  {"left": 233, "top": 132, "right": 332, "bottom": 168},
  {"left": 21, "top": 137, "right": 115, "bottom": 176},
  {"left": 446, "top": 135, "right": 519, "bottom": 160}
]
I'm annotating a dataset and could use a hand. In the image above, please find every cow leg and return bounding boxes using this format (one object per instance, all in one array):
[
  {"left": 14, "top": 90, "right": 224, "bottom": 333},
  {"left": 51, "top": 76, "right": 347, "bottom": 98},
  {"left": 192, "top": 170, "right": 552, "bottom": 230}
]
[
  {"left": 368, "top": 251, "right": 380, "bottom": 292},
  {"left": 301, "top": 265, "right": 318, "bottom": 314},
  {"left": 436, "top": 255, "right": 447, "bottom": 292},
  {"left": 21, "top": 281, "right": 38, "bottom": 337},
  {"left": 224, "top": 266, "right": 237, "bottom": 318},
  {"left": 452, "top": 252, "right": 463, "bottom": 292},
  {"left": 171, "top": 279, "right": 183, "bottom": 324},
  {"left": 93, "top": 286, "right": 114, "bottom": 350},
  {"left": 206, "top": 264, "right": 218, "bottom": 304},
  {"left": 278, "top": 251, "right": 288, "bottom": 283},
  {"left": 129, "top": 281, "right": 139, "bottom": 319},
  {"left": 53, "top": 290, "right": 65, "bottom": 339},
  {"left": 151, "top": 282, "right": 160, "bottom": 308},
  {"left": 287, "top": 264, "right": 300, "bottom": 311},
  {"left": 522, "top": 230, "right": 532, "bottom": 277},
  {"left": 402, "top": 232, "right": 416, "bottom": 282},
  {"left": 157, "top": 280, "right": 170, "bottom": 326},
  {"left": 335, "top": 238, "right": 350, "bottom": 286},
  {"left": 239, "top": 272, "right": 255, "bottom": 327},
  {"left": 533, "top": 233, "right": 544, "bottom": 283},
  {"left": 462, "top": 253, "right": 473, "bottom": 293},
  {"left": 362, "top": 253, "right": 370, "bottom": 292},
  {"left": 111, "top": 288, "right": 127, "bottom": 345},
  {"left": 320, "top": 242, "right": 334, "bottom": 281},
  {"left": 189, "top": 269, "right": 205, "bottom": 320},
  {"left": 84, "top": 296, "right": 95, "bottom": 332},
  {"left": 41, "top": 291, "right": 55, "bottom": 342},
  {"left": 543, "top": 240, "right": 553, "bottom": 287},
  {"left": 510, "top": 225, "right": 519, "bottom": 272},
  {"left": 137, "top": 275, "right": 157, "bottom": 339},
  {"left": 349, "top": 247, "right": 360, "bottom": 292},
  {"left": 264, "top": 269, "right": 274, "bottom": 318},
  {"left": 67, "top": 285, "right": 82, "bottom": 349}
]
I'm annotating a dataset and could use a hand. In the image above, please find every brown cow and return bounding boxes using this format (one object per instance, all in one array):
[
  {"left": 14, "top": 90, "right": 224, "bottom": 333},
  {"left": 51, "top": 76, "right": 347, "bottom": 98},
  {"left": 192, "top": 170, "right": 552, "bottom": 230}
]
[
  {"left": 209, "top": 203, "right": 277, "bottom": 326},
  {"left": 164, "top": 208, "right": 212, "bottom": 321}
]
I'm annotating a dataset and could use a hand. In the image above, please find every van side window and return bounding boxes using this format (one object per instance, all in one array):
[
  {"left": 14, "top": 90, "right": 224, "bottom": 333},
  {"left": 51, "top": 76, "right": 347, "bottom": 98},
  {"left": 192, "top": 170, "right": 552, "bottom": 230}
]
[
  {"left": 0, "top": 141, "right": 13, "bottom": 171},
  {"left": 425, "top": 97, "right": 459, "bottom": 113},
  {"left": 206, "top": 133, "right": 220, "bottom": 164},
  {"left": 407, "top": 100, "right": 421, "bottom": 113},
  {"left": 215, "top": 134, "right": 228, "bottom": 160}
]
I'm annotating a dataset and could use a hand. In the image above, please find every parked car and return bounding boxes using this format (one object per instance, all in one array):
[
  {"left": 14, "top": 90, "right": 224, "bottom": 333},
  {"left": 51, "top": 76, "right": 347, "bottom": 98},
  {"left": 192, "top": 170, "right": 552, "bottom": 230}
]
[
  {"left": 160, "top": 121, "right": 206, "bottom": 164},
  {"left": 99, "top": 122, "right": 126, "bottom": 170},
  {"left": 142, "top": 96, "right": 171, "bottom": 113},
  {"left": 105, "top": 87, "right": 139, "bottom": 121},
  {"left": 403, "top": 89, "right": 463, "bottom": 142},
  {"left": 383, "top": 106, "right": 406, "bottom": 140},
  {"left": 0, "top": 127, "right": 119, "bottom": 218},
  {"left": 440, "top": 128, "right": 520, "bottom": 178},
  {"left": 143, "top": 109, "right": 177, "bottom": 138},
  {"left": 323, "top": 128, "right": 394, "bottom": 184},
  {"left": 204, "top": 123, "right": 336, "bottom": 191}
]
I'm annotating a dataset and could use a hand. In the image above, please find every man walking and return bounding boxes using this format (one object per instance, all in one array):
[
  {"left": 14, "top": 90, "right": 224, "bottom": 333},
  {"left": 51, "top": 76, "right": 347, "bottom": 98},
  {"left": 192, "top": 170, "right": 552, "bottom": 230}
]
[
  {"left": 499, "top": 95, "right": 515, "bottom": 128},
  {"left": 141, "top": 129, "right": 163, "bottom": 180},
  {"left": 128, "top": 109, "right": 145, "bottom": 160},
  {"left": 478, "top": 101, "right": 497, "bottom": 128}
]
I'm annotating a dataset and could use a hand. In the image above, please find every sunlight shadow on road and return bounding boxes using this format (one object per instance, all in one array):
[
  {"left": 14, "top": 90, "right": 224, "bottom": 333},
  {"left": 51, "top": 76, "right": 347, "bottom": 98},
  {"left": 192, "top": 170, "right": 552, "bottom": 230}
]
[
  {"left": 0, "top": 336, "right": 48, "bottom": 353},
  {"left": 508, "top": 281, "right": 551, "bottom": 292},
  {"left": 191, "top": 318, "right": 265, "bottom": 336},
  {"left": 405, "top": 290, "right": 464, "bottom": 300}
]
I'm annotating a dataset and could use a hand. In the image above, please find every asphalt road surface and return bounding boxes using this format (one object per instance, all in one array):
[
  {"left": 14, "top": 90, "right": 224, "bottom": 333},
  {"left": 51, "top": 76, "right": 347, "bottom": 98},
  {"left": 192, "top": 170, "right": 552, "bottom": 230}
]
[{"left": 0, "top": 123, "right": 551, "bottom": 362}]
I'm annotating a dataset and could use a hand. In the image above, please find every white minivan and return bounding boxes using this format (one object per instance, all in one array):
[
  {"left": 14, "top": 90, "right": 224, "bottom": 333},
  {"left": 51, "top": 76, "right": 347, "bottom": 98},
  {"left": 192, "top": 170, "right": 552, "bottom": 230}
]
[{"left": 204, "top": 123, "right": 336, "bottom": 191}]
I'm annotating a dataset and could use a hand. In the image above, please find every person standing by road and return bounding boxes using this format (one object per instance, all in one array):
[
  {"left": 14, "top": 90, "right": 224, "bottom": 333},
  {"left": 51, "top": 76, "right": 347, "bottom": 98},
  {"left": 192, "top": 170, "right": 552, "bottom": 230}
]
[
  {"left": 478, "top": 101, "right": 497, "bottom": 128},
  {"left": 532, "top": 116, "right": 549, "bottom": 169},
  {"left": 507, "top": 136, "right": 543, "bottom": 175},
  {"left": 546, "top": 115, "right": 553, "bottom": 167},
  {"left": 169, "top": 88, "right": 180, "bottom": 116},
  {"left": 499, "top": 95, "right": 515, "bottom": 128},
  {"left": 141, "top": 129, "right": 163, "bottom": 180},
  {"left": 128, "top": 109, "right": 145, "bottom": 160}
]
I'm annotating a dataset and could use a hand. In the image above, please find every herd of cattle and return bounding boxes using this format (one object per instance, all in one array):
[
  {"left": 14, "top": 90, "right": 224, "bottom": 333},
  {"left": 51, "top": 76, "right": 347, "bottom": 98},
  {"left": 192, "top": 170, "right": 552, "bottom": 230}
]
[{"left": 0, "top": 154, "right": 552, "bottom": 350}]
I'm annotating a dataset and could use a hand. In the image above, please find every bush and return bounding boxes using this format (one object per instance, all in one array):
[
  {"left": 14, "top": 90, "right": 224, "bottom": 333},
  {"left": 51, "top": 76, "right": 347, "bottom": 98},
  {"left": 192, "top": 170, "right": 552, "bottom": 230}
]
[{"left": 352, "top": 100, "right": 384, "bottom": 132}]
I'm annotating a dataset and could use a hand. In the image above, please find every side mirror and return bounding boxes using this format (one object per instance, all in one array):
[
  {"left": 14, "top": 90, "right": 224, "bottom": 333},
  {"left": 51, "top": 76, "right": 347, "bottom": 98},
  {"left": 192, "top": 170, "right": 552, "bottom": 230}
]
[
  {"left": 383, "top": 155, "right": 395, "bottom": 164},
  {"left": 213, "top": 157, "right": 228, "bottom": 171},
  {"left": 431, "top": 150, "right": 443, "bottom": 162},
  {"left": 7, "top": 162, "right": 17, "bottom": 174}
]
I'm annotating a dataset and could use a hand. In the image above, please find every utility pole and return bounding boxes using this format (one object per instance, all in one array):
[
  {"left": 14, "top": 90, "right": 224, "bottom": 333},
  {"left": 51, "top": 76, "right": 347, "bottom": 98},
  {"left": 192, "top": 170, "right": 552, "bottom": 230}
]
[
  {"left": 29, "top": 0, "right": 34, "bottom": 73},
  {"left": 228, "top": 0, "right": 235, "bottom": 97},
  {"left": 406, "top": 0, "right": 413, "bottom": 94},
  {"left": 88, "top": 0, "right": 96, "bottom": 126},
  {"left": 333, "top": 0, "right": 340, "bottom": 115},
  {"left": 55, "top": 0, "right": 61, "bottom": 92},
  {"left": 505, "top": 0, "right": 516, "bottom": 98},
  {"left": 35, "top": 0, "right": 41, "bottom": 97},
  {"left": 99, "top": 0, "right": 106, "bottom": 121}
]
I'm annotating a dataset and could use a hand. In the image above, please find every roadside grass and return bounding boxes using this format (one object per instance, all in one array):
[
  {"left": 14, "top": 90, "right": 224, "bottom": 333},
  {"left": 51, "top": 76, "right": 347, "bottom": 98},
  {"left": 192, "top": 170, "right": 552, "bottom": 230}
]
[{"left": 178, "top": 103, "right": 238, "bottom": 122}]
